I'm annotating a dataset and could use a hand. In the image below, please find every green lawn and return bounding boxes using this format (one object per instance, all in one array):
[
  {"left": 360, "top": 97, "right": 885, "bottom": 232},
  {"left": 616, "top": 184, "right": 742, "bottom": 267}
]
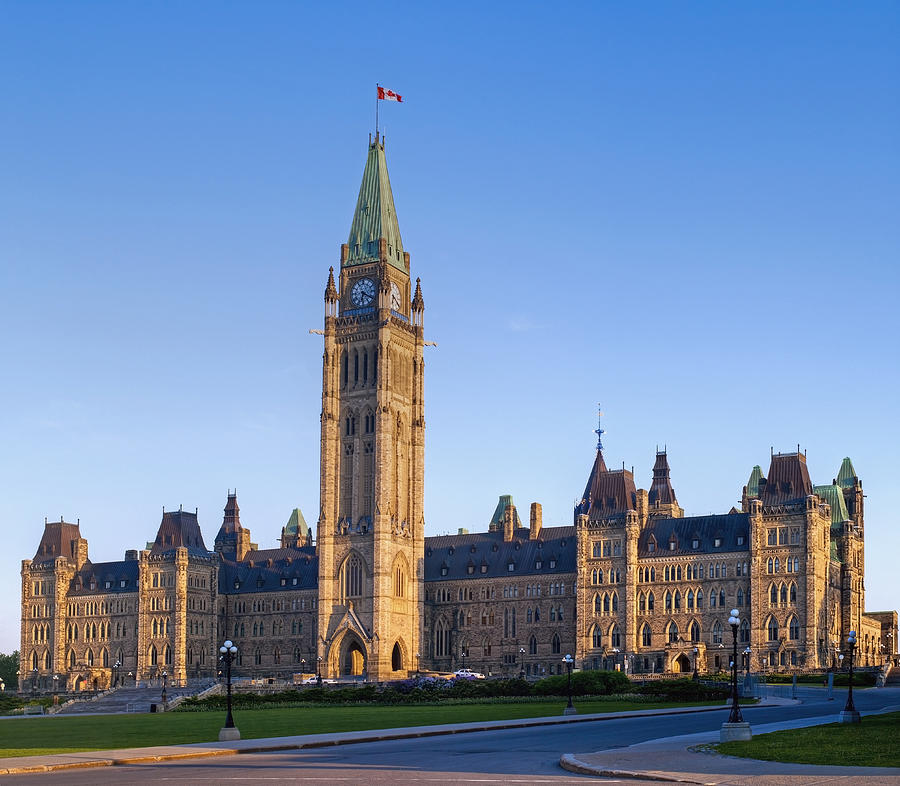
[
  {"left": 0, "top": 699, "right": 720, "bottom": 758},
  {"left": 718, "top": 711, "right": 900, "bottom": 768}
]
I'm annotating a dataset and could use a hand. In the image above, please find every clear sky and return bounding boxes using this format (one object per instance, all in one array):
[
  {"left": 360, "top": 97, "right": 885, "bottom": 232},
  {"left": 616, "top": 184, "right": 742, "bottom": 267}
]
[{"left": 2, "top": 1, "right": 898, "bottom": 654}]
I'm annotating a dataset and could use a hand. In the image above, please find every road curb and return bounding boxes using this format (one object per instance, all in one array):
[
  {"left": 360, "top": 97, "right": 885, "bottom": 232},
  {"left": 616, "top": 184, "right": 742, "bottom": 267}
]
[
  {"left": 559, "top": 753, "right": 710, "bottom": 784},
  {"left": 0, "top": 702, "right": 777, "bottom": 776}
]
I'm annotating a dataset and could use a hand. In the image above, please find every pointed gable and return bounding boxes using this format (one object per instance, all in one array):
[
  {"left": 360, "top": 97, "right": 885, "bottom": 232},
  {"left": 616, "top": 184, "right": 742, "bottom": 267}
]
[{"left": 345, "top": 136, "right": 406, "bottom": 272}]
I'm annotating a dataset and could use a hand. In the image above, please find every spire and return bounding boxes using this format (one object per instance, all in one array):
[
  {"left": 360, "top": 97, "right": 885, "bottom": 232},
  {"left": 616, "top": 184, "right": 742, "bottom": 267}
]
[
  {"left": 836, "top": 457, "right": 857, "bottom": 488},
  {"left": 412, "top": 277, "right": 424, "bottom": 310},
  {"left": 325, "top": 266, "right": 338, "bottom": 301},
  {"left": 345, "top": 137, "right": 406, "bottom": 272},
  {"left": 214, "top": 490, "right": 248, "bottom": 559},
  {"left": 648, "top": 450, "right": 677, "bottom": 506},
  {"left": 746, "top": 465, "right": 764, "bottom": 498}
]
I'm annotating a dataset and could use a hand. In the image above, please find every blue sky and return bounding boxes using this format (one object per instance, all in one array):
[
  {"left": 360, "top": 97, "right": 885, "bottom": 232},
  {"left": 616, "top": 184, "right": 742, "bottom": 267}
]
[{"left": 1, "top": 1, "right": 898, "bottom": 654}]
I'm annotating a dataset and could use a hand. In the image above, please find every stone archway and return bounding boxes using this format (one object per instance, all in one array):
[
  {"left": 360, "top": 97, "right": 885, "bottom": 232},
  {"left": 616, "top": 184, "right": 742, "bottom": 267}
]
[
  {"left": 337, "top": 633, "right": 367, "bottom": 677},
  {"left": 672, "top": 653, "right": 691, "bottom": 673},
  {"left": 391, "top": 642, "right": 403, "bottom": 671}
]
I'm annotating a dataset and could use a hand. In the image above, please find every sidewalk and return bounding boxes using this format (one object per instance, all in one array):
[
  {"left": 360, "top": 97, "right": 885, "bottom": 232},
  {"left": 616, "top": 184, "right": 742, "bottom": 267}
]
[
  {"left": 0, "top": 701, "right": 769, "bottom": 776},
  {"left": 560, "top": 707, "right": 900, "bottom": 784}
]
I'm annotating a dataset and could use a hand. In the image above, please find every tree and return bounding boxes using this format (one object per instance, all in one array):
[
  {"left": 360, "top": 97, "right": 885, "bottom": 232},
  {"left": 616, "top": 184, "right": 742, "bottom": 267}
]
[{"left": 0, "top": 652, "right": 19, "bottom": 691}]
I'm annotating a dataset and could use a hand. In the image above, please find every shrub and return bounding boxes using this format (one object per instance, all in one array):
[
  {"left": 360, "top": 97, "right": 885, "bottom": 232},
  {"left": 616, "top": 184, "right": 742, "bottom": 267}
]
[{"left": 534, "top": 670, "right": 630, "bottom": 697}]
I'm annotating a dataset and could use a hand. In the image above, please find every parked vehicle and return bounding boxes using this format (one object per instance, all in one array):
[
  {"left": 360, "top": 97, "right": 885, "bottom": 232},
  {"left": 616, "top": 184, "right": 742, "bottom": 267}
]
[{"left": 453, "top": 668, "right": 485, "bottom": 679}]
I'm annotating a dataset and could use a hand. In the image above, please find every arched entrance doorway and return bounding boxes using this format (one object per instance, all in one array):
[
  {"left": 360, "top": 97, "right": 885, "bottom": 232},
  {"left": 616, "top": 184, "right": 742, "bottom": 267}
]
[
  {"left": 340, "top": 636, "right": 367, "bottom": 677},
  {"left": 391, "top": 642, "right": 403, "bottom": 671},
  {"left": 672, "top": 653, "right": 691, "bottom": 673}
]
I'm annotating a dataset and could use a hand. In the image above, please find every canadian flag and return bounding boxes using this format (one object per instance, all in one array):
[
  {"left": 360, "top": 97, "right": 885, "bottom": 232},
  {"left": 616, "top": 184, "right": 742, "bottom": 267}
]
[{"left": 377, "top": 86, "right": 402, "bottom": 102}]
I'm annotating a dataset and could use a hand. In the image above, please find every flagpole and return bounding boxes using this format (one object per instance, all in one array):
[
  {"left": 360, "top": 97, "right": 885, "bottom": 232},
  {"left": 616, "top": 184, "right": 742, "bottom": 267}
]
[{"left": 375, "top": 83, "right": 379, "bottom": 139}]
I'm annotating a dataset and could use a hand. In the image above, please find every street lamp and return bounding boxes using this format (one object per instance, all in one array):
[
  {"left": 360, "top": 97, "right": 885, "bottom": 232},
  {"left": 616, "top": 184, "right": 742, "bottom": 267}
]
[
  {"left": 52, "top": 674, "right": 59, "bottom": 701},
  {"left": 840, "top": 630, "right": 860, "bottom": 724},
  {"left": 720, "top": 609, "right": 752, "bottom": 742},
  {"left": 692, "top": 647, "right": 699, "bottom": 680},
  {"left": 127, "top": 671, "right": 133, "bottom": 687},
  {"left": 113, "top": 660, "right": 121, "bottom": 688},
  {"left": 519, "top": 647, "right": 526, "bottom": 680},
  {"left": 562, "top": 654, "right": 576, "bottom": 716},
  {"left": 743, "top": 647, "right": 751, "bottom": 675},
  {"left": 316, "top": 656, "right": 323, "bottom": 686},
  {"left": 415, "top": 652, "right": 421, "bottom": 676},
  {"left": 32, "top": 668, "right": 38, "bottom": 694},
  {"left": 218, "top": 639, "right": 240, "bottom": 740},
  {"left": 161, "top": 669, "right": 168, "bottom": 705}
]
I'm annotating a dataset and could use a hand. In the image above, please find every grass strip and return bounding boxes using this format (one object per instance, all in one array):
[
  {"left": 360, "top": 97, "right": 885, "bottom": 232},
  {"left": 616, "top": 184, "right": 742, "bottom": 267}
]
[
  {"left": 717, "top": 711, "right": 900, "bottom": 768},
  {"left": 0, "top": 699, "right": 721, "bottom": 758}
]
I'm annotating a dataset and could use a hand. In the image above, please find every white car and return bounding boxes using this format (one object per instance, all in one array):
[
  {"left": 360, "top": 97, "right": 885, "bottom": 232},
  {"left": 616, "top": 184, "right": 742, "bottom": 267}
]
[{"left": 453, "top": 668, "right": 485, "bottom": 680}]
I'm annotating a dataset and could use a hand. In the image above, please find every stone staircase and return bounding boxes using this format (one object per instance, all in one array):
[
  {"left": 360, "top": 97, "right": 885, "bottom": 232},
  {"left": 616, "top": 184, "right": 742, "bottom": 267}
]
[{"left": 53, "top": 681, "right": 215, "bottom": 715}]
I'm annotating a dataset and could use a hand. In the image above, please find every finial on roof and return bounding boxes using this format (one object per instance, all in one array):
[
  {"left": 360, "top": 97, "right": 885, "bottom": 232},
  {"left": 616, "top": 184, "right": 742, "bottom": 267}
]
[{"left": 595, "top": 403, "right": 605, "bottom": 451}]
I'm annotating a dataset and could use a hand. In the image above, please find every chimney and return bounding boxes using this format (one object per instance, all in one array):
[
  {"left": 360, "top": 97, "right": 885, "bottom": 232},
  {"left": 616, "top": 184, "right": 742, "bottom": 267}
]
[
  {"left": 503, "top": 503, "right": 516, "bottom": 542},
  {"left": 529, "top": 503, "right": 542, "bottom": 540}
]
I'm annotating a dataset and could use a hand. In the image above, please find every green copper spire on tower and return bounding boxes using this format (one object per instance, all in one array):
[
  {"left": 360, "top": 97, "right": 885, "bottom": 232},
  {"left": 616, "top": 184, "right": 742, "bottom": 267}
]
[
  {"left": 836, "top": 457, "right": 857, "bottom": 488},
  {"left": 345, "top": 135, "right": 406, "bottom": 272},
  {"left": 746, "top": 465, "right": 764, "bottom": 498}
]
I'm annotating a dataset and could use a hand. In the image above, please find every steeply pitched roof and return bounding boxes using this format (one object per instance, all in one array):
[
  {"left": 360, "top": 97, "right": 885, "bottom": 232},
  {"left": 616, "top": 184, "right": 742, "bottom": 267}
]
[
  {"left": 760, "top": 452, "right": 813, "bottom": 506},
  {"left": 346, "top": 137, "right": 406, "bottom": 272},
  {"left": 284, "top": 508, "right": 309, "bottom": 538},
  {"left": 32, "top": 520, "right": 83, "bottom": 565},
  {"left": 836, "top": 457, "right": 858, "bottom": 489},
  {"left": 488, "top": 495, "right": 521, "bottom": 531},
  {"left": 638, "top": 513, "right": 750, "bottom": 557},
  {"left": 648, "top": 451, "right": 677, "bottom": 506},
  {"left": 424, "top": 526, "right": 576, "bottom": 582},
  {"left": 150, "top": 509, "right": 209, "bottom": 557},
  {"left": 576, "top": 449, "right": 636, "bottom": 519}
]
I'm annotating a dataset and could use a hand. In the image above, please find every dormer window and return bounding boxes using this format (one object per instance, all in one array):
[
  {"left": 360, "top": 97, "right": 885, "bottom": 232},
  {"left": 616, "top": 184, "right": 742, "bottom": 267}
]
[
  {"left": 467, "top": 565, "right": 474, "bottom": 575},
  {"left": 292, "top": 577, "right": 298, "bottom": 586},
  {"left": 233, "top": 580, "right": 241, "bottom": 589},
  {"left": 448, "top": 547, "right": 455, "bottom": 556},
  {"left": 440, "top": 566, "right": 448, "bottom": 576},
  {"left": 507, "top": 562, "right": 515, "bottom": 572},
  {"left": 692, "top": 539, "right": 699, "bottom": 549},
  {"left": 535, "top": 560, "right": 543, "bottom": 570},
  {"left": 280, "top": 578, "right": 287, "bottom": 586},
  {"left": 669, "top": 540, "right": 676, "bottom": 551},
  {"left": 549, "top": 559, "right": 557, "bottom": 569},
  {"left": 714, "top": 538, "right": 722, "bottom": 548},
  {"left": 480, "top": 564, "right": 488, "bottom": 574},
  {"left": 120, "top": 580, "right": 127, "bottom": 588},
  {"left": 648, "top": 539, "right": 656, "bottom": 553},
  {"left": 737, "top": 536, "right": 745, "bottom": 546},
  {"left": 105, "top": 581, "right": 112, "bottom": 589}
]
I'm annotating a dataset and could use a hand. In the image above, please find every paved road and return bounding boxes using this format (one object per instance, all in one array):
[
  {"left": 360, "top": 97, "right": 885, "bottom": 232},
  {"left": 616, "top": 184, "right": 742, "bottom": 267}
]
[{"left": 17, "top": 687, "right": 900, "bottom": 784}]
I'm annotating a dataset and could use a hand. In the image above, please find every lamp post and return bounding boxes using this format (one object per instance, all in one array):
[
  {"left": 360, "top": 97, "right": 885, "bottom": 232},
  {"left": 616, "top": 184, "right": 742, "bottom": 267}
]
[
  {"left": 52, "top": 674, "right": 59, "bottom": 703},
  {"left": 32, "top": 668, "right": 38, "bottom": 695},
  {"left": 720, "top": 609, "right": 752, "bottom": 742},
  {"left": 218, "top": 640, "right": 240, "bottom": 740},
  {"left": 743, "top": 647, "right": 751, "bottom": 676},
  {"left": 16, "top": 670, "right": 20, "bottom": 694},
  {"left": 316, "top": 656, "right": 323, "bottom": 686},
  {"left": 692, "top": 647, "right": 699, "bottom": 680},
  {"left": 127, "top": 671, "right": 133, "bottom": 687},
  {"left": 519, "top": 647, "right": 526, "bottom": 680},
  {"left": 161, "top": 669, "right": 168, "bottom": 706},
  {"left": 300, "top": 658, "right": 306, "bottom": 679},
  {"left": 415, "top": 652, "right": 420, "bottom": 676},
  {"left": 113, "top": 660, "right": 121, "bottom": 688},
  {"left": 840, "top": 630, "right": 860, "bottom": 723},
  {"left": 562, "top": 654, "right": 576, "bottom": 716}
]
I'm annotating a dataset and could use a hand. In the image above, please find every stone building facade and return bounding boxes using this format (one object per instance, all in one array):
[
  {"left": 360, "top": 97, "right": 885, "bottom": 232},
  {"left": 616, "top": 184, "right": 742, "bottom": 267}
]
[{"left": 20, "top": 138, "right": 895, "bottom": 692}]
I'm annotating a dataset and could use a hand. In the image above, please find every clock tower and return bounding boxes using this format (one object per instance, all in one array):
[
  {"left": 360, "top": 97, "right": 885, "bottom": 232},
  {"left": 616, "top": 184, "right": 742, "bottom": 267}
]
[{"left": 316, "top": 135, "right": 425, "bottom": 681}]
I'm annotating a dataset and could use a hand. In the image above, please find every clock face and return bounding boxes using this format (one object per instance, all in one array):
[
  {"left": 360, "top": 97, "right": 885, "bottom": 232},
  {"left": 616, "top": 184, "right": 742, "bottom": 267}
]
[
  {"left": 390, "top": 282, "right": 402, "bottom": 311},
  {"left": 350, "top": 278, "right": 376, "bottom": 307}
]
